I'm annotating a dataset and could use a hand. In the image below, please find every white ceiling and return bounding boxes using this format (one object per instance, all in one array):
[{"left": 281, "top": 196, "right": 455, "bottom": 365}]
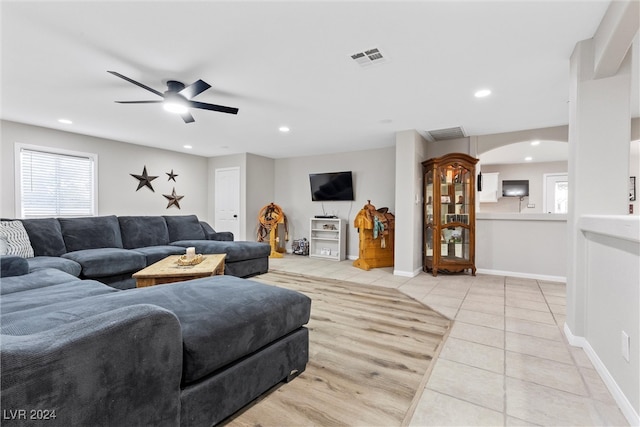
[
  {"left": 480, "top": 140, "right": 568, "bottom": 165},
  {"left": 1, "top": 1, "right": 617, "bottom": 160}
]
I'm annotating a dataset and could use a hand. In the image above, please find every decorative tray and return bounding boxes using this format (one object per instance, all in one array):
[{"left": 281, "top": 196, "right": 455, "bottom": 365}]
[{"left": 177, "top": 254, "right": 204, "bottom": 266}]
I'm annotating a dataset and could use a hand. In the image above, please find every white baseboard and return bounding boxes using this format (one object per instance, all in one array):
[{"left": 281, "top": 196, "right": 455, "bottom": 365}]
[
  {"left": 476, "top": 268, "right": 566, "bottom": 283},
  {"left": 393, "top": 268, "right": 421, "bottom": 277},
  {"left": 564, "top": 323, "right": 639, "bottom": 426}
]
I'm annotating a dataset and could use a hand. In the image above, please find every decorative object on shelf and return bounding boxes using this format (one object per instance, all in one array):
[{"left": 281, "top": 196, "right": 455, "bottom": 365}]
[
  {"left": 177, "top": 253, "right": 204, "bottom": 266},
  {"left": 130, "top": 166, "right": 158, "bottom": 192},
  {"left": 257, "top": 203, "right": 288, "bottom": 258},
  {"left": 353, "top": 200, "right": 395, "bottom": 271},
  {"left": 292, "top": 238, "right": 309, "bottom": 256},
  {"left": 167, "top": 169, "right": 178, "bottom": 182},
  {"left": 163, "top": 187, "right": 184, "bottom": 209},
  {"left": 630, "top": 176, "right": 636, "bottom": 201},
  {"left": 423, "top": 153, "right": 478, "bottom": 276}
]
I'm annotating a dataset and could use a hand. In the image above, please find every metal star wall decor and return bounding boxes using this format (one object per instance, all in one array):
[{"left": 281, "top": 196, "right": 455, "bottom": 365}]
[
  {"left": 130, "top": 166, "right": 158, "bottom": 192},
  {"left": 166, "top": 169, "right": 178, "bottom": 181},
  {"left": 163, "top": 187, "right": 184, "bottom": 209}
]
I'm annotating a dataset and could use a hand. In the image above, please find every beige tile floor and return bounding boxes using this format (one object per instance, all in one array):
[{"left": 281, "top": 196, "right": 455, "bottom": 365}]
[{"left": 267, "top": 254, "right": 629, "bottom": 427}]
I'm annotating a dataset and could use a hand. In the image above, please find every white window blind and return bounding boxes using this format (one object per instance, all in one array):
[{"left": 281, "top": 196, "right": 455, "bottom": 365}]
[{"left": 19, "top": 146, "right": 96, "bottom": 218}]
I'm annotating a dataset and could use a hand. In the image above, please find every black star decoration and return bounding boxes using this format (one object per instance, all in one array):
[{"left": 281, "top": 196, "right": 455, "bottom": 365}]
[
  {"left": 130, "top": 166, "right": 158, "bottom": 192},
  {"left": 166, "top": 169, "right": 178, "bottom": 182},
  {"left": 163, "top": 187, "right": 184, "bottom": 209}
]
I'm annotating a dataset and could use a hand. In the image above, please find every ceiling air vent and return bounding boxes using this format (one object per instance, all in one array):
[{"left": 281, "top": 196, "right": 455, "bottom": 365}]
[
  {"left": 350, "top": 47, "right": 388, "bottom": 67},
  {"left": 425, "top": 126, "right": 467, "bottom": 142}
]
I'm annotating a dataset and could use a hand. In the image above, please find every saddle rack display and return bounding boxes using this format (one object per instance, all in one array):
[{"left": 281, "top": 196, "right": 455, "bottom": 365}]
[{"left": 353, "top": 200, "right": 395, "bottom": 270}]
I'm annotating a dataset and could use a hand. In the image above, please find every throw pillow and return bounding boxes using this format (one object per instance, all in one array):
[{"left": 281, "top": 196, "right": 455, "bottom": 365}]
[
  {"left": 0, "top": 236, "right": 8, "bottom": 255},
  {"left": 0, "top": 221, "right": 35, "bottom": 258}
]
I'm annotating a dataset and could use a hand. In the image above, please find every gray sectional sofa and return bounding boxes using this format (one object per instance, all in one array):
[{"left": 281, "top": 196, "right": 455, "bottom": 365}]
[
  {"left": 10, "top": 214, "right": 270, "bottom": 289},
  {"left": 0, "top": 257, "right": 311, "bottom": 426}
]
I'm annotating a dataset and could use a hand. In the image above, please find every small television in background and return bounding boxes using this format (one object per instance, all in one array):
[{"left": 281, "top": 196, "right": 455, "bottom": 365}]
[
  {"left": 310, "top": 171, "right": 354, "bottom": 201},
  {"left": 502, "top": 180, "right": 529, "bottom": 197}
]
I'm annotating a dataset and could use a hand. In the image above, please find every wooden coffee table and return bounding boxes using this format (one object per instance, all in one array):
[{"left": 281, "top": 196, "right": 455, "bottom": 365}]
[{"left": 133, "top": 254, "right": 226, "bottom": 288}]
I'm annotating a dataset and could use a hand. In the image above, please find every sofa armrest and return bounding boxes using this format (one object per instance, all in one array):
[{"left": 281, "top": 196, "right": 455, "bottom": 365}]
[
  {"left": 208, "top": 231, "right": 234, "bottom": 241},
  {"left": 200, "top": 221, "right": 234, "bottom": 241},
  {"left": 0, "top": 255, "right": 29, "bottom": 278},
  {"left": 1, "top": 304, "right": 183, "bottom": 426}
]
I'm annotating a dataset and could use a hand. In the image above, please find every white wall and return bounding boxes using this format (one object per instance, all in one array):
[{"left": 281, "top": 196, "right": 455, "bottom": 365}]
[
  {"left": 274, "top": 147, "right": 396, "bottom": 259},
  {"left": 476, "top": 214, "right": 567, "bottom": 281},
  {"left": 566, "top": 3, "right": 639, "bottom": 423},
  {"left": 1, "top": 120, "right": 209, "bottom": 220},
  {"left": 573, "top": 216, "right": 640, "bottom": 423},
  {"left": 395, "top": 130, "right": 428, "bottom": 276},
  {"left": 246, "top": 153, "right": 275, "bottom": 241},
  {"left": 480, "top": 161, "right": 568, "bottom": 213}
]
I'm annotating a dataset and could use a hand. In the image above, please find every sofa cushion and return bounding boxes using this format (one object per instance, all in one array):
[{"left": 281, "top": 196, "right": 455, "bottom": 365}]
[
  {"left": 0, "top": 275, "right": 311, "bottom": 385},
  {"left": 131, "top": 246, "right": 185, "bottom": 265},
  {"left": 62, "top": 248, "right": 146, "bottom": 278},
  {"left": 163, "top": 215, "right": 205, "bottom": 241},
  {"left": 171, "top": 240, "right": 270, "bottom": 263},
  {"left": 27, "top": 256, "right": 82, "bottom": 277},
  {"left": 0, "top": 221, "right": 34, "bottom": 258},
  {"left": 118, "top": 216, "right": 171, "bottom": 249},
  {"left": 0, "top": 255, "right": 29, "bottom": 277},
  {"left": 58, "top": 216, "right": 123, "bottom": 252},
  {"left": 0, "top": 279, "right": 115, "bottom": 315},
  {"left": 20, "top": 218, "right": 67, "bottom": 256},
  {"left": 0, "top": 268, "right": 80, "bottom": 295}
]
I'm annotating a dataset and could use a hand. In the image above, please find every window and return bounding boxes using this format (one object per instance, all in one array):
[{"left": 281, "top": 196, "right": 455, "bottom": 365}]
[
  {"left": 16, "top": 144, "right": 97, "bottom": 218},
  {"left": 543, "top": 173, "right": 568, "bottom": 214}
]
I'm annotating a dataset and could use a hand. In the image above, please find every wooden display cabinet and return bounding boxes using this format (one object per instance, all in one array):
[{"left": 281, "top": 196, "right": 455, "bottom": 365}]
[{"left": 422, "top": 153, "right": 478, "bottom": 276}]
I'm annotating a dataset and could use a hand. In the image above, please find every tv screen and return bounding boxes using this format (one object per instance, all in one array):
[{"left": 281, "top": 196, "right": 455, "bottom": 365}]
[
  {"left": 310, "top": 171, "right": 354, "bottom": 201},
  {"left": 502, "top": 180, "right": 529, "bottom": 197}
]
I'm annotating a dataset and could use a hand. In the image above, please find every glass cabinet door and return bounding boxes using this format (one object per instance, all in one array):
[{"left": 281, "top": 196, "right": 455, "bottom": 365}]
[{"left": 424, "top": 171, "right": 434, "bottom": 257}]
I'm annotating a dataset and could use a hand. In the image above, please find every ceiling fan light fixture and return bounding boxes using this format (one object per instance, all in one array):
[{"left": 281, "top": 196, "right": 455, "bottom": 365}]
[{"left": 163, "top": 95, "right": 188, "bottom": 114}]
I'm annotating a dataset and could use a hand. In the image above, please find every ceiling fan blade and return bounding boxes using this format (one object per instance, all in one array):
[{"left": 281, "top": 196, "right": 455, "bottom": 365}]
[
  {"left": 179, "top": 79, "right": 211, "bottom": 100},
  {"left": 181, "top": 112, "right": 195, "bottom": 123},
  {"left": 108, "top": 71, "right": 164, "bottom": 97},
  {"left": 115, "top": 100, "right": 163, "bottom": 104},
  {"left": 189, "top": 101, "right": 239, "bottom": 115}
]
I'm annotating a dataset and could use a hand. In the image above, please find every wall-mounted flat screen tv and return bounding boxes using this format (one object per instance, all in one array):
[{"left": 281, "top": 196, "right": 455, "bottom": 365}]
[
  {"left": 502, "top": 180, "right": 529, "bottom": 197},
  {"left": 309, "top": 171, "right": 354, "bottom": 201}
]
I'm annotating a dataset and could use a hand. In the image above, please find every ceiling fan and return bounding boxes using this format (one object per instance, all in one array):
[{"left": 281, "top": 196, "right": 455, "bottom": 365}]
[{"left": 108, "top": 71, "right": 239, "bottom": 123}]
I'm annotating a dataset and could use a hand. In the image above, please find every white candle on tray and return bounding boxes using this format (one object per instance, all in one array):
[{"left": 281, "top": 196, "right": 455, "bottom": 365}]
[{"left": 186, "top": 247, "right": 196, "bottom": 260}]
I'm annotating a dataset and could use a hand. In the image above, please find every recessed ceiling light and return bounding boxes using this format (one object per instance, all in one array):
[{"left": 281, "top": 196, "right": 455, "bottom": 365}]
[
  {"left": 531, "top": 140, "right": 540, "bottom": 146},
  {"left": 525, "top": 156, "right": 533, "bottom": 161},
  {"left": 474, "top": 89, "right": 492, "bottom": 98},
  {"left": 183, "top": 145, "right": 192, "bottom": 149},
  {"left": 279, "top": 126, "right": 290, "bottom": 133},
  {"left": 58, "top": 119, "right": 72, "bottom": 124}
]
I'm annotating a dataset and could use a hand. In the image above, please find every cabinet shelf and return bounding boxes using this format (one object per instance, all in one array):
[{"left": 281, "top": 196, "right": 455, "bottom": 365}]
[{"left": 309, "top": 218, "right": 346, "bottom": 261}]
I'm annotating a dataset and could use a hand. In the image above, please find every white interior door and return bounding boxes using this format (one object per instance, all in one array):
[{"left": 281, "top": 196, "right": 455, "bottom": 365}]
[
  {"left": 543, "top": 173, "right": 569, "bottom": 213},
  {"left": 215, "top": 167, "right": 240, "bottom": 240}
]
